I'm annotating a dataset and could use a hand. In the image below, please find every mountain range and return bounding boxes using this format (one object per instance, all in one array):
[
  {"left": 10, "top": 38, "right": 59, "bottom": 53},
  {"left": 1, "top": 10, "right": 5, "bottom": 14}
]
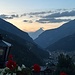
[
  {"left": 35, "top": 20, "right": 75, "bottom": 49},
  {"left": 0, "top": 18, "right": 49, "bottom": 67}
]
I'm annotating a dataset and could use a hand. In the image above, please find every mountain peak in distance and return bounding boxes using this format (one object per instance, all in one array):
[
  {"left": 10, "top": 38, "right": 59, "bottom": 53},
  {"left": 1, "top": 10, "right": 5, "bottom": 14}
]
[{"left": 28, "top": 27, "right": 44, "bottom": 40}]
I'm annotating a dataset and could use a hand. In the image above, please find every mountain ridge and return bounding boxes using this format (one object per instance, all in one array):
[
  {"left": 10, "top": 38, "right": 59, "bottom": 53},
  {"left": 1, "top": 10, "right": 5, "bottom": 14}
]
[
  {"left": 35, "top": 19, "right": 75, "bottom": 48},
  {"left": 0, "top": 18, "right": 33, "bottom": 42}
]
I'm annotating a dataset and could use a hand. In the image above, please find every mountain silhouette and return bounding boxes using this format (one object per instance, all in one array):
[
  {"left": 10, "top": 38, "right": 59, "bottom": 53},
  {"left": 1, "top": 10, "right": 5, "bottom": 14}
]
[
  {"left": 28, "top": 27, "right": 44, "bottom": 39},
  {"left": 35, "top": 19, "right": 75, "bottom": 48}
]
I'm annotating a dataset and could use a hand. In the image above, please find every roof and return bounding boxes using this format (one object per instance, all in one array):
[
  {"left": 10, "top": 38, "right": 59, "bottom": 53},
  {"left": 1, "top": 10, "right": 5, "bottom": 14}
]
[{"left": 0, "top": 40, "right": 11, "bottom": 47}]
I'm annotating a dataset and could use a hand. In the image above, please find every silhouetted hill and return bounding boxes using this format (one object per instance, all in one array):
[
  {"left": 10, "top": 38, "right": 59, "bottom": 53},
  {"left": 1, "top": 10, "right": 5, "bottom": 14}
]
[
  {"left": 35, "top": 20, "right": 75, "bottom": 48},
  {"left": 0, "top": 18, "right": 33, "bottom": 42},
  {"left": 28, "top": 28, "right": 44, "bottom": 39},
  {"left": 0, "top": 18, "right": 49, "bottom": 67},
  {"left": 46, "top": 33, "right": 75, "bottom": 52}
]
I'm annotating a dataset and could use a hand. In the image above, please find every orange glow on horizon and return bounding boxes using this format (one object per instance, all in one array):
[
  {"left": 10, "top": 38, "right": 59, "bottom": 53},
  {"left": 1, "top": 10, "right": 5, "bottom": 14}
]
[{"left": 6, "top": 18, "right": 64, "bottom": 32}]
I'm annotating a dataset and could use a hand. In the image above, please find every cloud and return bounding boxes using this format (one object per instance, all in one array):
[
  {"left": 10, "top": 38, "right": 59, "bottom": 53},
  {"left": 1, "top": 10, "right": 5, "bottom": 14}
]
[
  {"left": 29, "top": 11, "right": 48, "bottom": 15},
  {"left": 35, "top": 10, "right": 75, "bottom": 23},
  {"left": 43, "top": 10, "right": 75, "bottom": 18},
  {"left": 11, "top": 14, "right": 19, "bottom": 18},
  {"left": 0, "top": 14, "right": 19, "bottom": 19},
  {"left": 23, "top": 20, "right": 28, "bottom": 22},
  {"left": 20, "top": 13, "right": 26, "bottom": 17},
  {"left": 21, "top": 10, "right": 52, "bottom": 17},
  {"left": 36, "top": 18, "right": 71, "bottom": 23},
  {"left": 0, "top": 14, "right": 13, "bottom": 19},
  {"left": 29, "top": 16, "right": 34, "bottom": 18},
  {"left": 28, "top": 20, "right": 33, "bottom": 23},
  {"left": 23, "top": 20, "right": 33, "bottom": 23}
]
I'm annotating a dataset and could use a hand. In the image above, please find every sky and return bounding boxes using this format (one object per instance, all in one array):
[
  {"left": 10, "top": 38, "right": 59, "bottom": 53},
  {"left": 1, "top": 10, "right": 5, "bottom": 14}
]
[{"left": 0, "top": 0, "right": 75, "bottom": 32}]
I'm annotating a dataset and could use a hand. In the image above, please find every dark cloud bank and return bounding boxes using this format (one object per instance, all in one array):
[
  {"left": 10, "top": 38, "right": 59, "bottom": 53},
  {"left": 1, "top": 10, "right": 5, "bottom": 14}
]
[
  {"left": 0, "top": 14, "right": 19, "bottom": 19},
  {"left": 23, "top": 20, "right": 33, "bottom": 23},
  {"left": 36, "top": 10, "right": 75, "bottom": 23}
]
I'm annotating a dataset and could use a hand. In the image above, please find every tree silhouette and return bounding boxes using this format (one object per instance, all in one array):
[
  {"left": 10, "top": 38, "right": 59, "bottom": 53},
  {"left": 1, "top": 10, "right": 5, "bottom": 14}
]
[{"left": 54, "top": 54, "right": 75, "bottom": 75}]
